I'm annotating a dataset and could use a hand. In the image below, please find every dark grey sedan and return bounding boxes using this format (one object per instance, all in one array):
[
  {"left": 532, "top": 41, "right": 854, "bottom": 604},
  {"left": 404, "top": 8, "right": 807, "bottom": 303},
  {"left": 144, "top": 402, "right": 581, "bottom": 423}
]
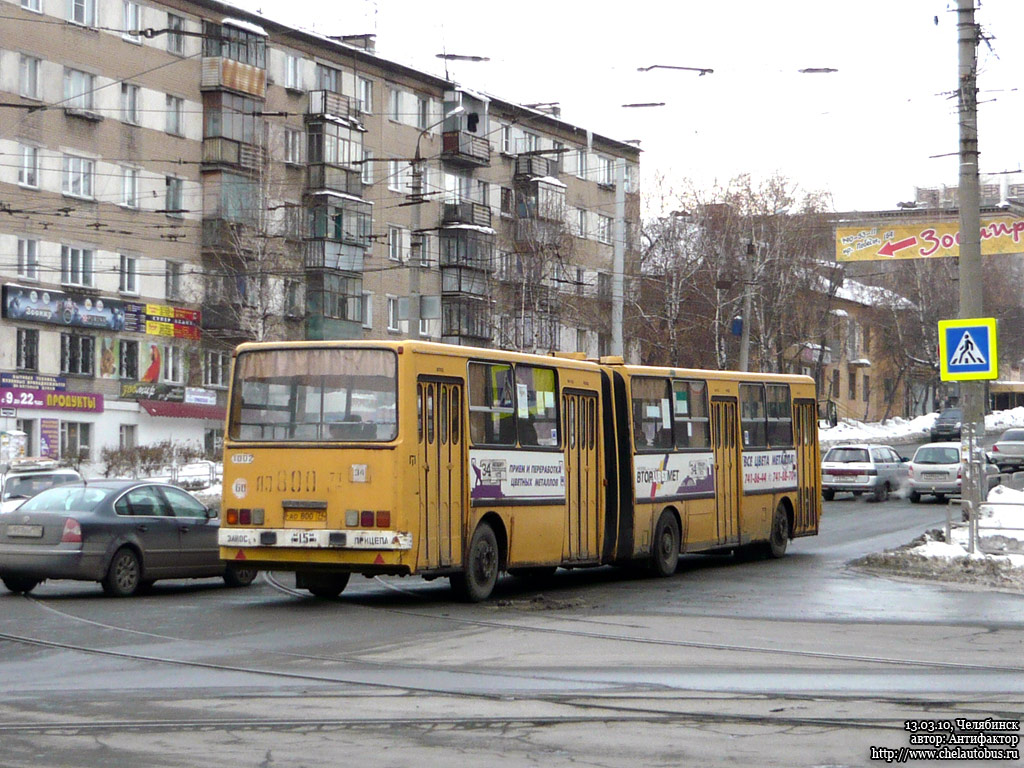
[{"left": 0, "top": 480, "right": 257, "bottom": 596}]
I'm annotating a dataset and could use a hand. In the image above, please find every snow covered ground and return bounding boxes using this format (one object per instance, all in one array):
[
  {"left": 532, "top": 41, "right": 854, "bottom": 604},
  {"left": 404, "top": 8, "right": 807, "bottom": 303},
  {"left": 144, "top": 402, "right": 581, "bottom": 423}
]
[{"left": 820, "top": 406, "right": 1024, "bottom": 447}]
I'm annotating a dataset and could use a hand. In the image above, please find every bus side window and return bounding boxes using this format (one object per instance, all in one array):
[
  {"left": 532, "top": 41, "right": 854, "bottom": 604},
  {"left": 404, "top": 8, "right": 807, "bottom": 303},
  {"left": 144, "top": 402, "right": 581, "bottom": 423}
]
[
  {"left": 631, "top": 377, "right": 671, "bottom": 451},
  {"left": 516, "top": 365, "right": 558, "bottom": 447},
  {"left": 468, "top": 362, "right": 515, "bottom": 446},
  {"left": 672, "top": 379, "right": 710, "bottom": 450},
  {"left": 766, "top": 384, "right": 792, "bottom": 446},
  {"left": 739, "top": 383, "right": 767, "bottom": 447}
]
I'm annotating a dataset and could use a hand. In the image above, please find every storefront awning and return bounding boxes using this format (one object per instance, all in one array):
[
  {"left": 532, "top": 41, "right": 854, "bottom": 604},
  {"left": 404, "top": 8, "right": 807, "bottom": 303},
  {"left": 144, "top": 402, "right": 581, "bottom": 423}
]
[{"left": 139, "top": 401, "right": 225, "bottom": 420}]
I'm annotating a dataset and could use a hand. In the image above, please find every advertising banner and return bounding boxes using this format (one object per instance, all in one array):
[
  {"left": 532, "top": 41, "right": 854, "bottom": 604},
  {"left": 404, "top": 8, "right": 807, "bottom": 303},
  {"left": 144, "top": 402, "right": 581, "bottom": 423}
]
[
  {"left": 836, "top": 215, "right": 1024, "bottom": 262},
  {"left": 633, "top": 451, "right": 715, "bottom": 501},
  {"left": 0, "top": 373, "right": 67, "bottom": 391},
  {"left": 39, "top": 418, "right": 59, "bottom": 459},
  {"left": 0, "top": 388, "right": 103, "bottom": 413},
  {"left": 742, "top": 449, "right": 798, "bottom": 492},
  {"left": 469, "top": 450, "right": 565, "bottom": 502},
  {"left": 119, "top": 382, "right": 185, "bottom": 402},
  {"left": 3, "top": 285, "right": 127, "bottom": 330}
]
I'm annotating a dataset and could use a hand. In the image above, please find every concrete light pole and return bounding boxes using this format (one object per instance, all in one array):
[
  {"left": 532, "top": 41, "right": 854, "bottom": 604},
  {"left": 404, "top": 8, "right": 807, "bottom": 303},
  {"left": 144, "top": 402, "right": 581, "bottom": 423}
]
[{"left": 738, "top": 241, "right": 755, "bottom": 372}]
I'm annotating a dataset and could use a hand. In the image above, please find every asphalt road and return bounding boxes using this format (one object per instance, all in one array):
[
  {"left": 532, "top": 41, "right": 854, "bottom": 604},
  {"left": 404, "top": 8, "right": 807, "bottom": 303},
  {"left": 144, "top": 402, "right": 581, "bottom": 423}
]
[{"left": 1, "top": 496, "right": 1023, "bottom": 767}]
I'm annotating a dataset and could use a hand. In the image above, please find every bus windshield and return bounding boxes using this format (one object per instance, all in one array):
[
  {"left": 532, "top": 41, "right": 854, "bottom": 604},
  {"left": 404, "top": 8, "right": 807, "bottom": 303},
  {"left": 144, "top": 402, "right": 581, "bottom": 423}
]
[{"left": 230, "top": 348, "right": 398, "bottom": 442}]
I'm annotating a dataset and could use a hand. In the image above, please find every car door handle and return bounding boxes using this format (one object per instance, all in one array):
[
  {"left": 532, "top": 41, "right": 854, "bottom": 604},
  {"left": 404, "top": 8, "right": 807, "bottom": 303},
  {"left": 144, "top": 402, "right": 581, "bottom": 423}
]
[
  {"left": 179, "top": 526, "right": 190, "bottom": 534},
  {"left": 136, "top": 525, "right": 148, "bottom": 533}
]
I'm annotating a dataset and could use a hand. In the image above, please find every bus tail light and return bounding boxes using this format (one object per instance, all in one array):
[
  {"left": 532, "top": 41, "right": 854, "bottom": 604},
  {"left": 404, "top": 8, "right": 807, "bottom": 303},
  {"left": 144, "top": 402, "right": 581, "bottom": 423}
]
[
  {"left": 360, "top": 510, "right": 374, "bottom": 527},
  {"left": 376, "top": 510, "right": 391, "bottom": 527},
  {"left": 346, "top": 509, "right": 359, "bottom": 526},
  {"left": 226, "top": 509, "right": 238, "bottom": 525},
  {"left": 239, "top": 509, "right": 251, "bottom": 524},
  {"left": 61, "top": 518, "right": 82, "bottom": 543}
]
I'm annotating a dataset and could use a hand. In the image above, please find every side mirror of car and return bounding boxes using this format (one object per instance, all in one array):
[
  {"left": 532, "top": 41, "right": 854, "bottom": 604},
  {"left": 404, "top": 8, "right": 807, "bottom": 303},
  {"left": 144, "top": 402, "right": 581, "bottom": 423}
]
[
  {"left": 206, "top": 506, "right": 219, "bottom": 519},
  {"left": 901, "top": 456, "right": 910, "bottom": 462}
]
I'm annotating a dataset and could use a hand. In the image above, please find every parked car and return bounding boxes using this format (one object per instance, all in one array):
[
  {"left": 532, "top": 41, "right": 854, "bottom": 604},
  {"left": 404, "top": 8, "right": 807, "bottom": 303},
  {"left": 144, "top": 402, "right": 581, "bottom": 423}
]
[
  {"left": 906, "top": 442, "right": 1000, "bottom": 503},
  {"left": 821, "top": 443, "right": 908, "bottom": 502},
  {"left": 0, "top": 458, "right": 83, "bottom": 514},
  {"left": 989, "top": 428, "right": 1024, "bottom": 473},
  {"left": 0, "top": 480, "right": 257, "bottom": 596},
  {"left": 930, "top": 408, "right": 963, "bottom": 442}
]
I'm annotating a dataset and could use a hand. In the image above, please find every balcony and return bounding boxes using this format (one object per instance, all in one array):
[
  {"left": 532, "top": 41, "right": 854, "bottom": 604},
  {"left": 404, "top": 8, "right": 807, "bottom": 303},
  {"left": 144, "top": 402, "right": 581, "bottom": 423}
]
[
  {"left": 202, "top": 137, "right": 267, "bottom": 172},
  {"left": 304, "top": 241, "right": 365, "bottom": 272},
  {"left": 513, "top": 218, "right": 565, "bottom": 247},
  {"left": 514, "top": 155, "right": 549, "bottom": 178},
  {"left": 442, "top": 200, "right": 492, "bottom": 228},
  {"left": 441, "top": 266, "right": 489, "bottom": 297},
  {"left": 441, "top": 296, "right": 492, "bottom": 344},
  {"left": 440, "top": 229, "right": 494, "bottom": 273},
  {"left": 441, "top": 131, "right": 490, "bottom": 168},
  {"left": 306, "top": 90, "right": 356, "bottom": 123},
  {"left": 201, "top": 57, "right": 266, "bottom": 98},
  {"left": 307, "top": 164, "right": 363, "bottom": 197}
]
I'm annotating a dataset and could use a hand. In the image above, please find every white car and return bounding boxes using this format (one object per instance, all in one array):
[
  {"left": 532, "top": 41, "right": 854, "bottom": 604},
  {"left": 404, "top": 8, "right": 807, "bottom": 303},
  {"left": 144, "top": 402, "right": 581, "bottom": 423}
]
[
  {"left": 0, "top": 458, "right": 84, "bottom": 513},
  {"left": 906, "top": 442, "right": 999, "bottom": 503}
]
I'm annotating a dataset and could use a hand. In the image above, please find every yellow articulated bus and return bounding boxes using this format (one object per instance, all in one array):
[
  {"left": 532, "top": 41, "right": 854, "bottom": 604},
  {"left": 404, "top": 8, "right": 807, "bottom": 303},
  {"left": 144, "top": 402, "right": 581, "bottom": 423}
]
[{"left": 218, "top": 340, "right": 820, "bottom": 601}]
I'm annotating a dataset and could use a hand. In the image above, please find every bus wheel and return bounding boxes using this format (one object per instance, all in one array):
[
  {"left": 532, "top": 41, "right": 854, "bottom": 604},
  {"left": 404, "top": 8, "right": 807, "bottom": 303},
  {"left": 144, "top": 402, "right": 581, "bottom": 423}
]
[
  {"left": 650, "top": 512, "right": 680, "bottom": 577},
  {"left": 767, "top": 503, "right": 790, "bottom": 559},
  {"left": 453, "top": 522, "right": 499, "bottom": 602},
  {"left": 303, "top": 572, "right": 350, "bottom": 599}
]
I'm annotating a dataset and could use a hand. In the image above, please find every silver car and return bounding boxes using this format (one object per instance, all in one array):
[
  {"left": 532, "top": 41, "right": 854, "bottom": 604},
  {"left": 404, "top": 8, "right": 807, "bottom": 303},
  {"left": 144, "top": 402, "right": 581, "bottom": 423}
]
[
  {"left": 990, "top": 428, "right": 1024, "bottom": 473},
  {"left": 821, "top": 443, "right": 907, "bottom": 502},
  {"left": 907, "top": 442, "right": 1000, "bottom": 503}
]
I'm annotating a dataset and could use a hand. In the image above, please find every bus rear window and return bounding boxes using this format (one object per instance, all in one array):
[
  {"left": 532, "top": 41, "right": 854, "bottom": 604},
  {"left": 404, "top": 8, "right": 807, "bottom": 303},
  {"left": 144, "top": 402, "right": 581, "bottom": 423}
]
[{"left": 230, "top": 348, "right": 397, "bottom": 442}]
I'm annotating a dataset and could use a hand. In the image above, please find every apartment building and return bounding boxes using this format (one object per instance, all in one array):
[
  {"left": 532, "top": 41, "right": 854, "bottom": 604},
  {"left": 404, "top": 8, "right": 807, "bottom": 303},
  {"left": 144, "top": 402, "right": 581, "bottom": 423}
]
[{"left": 0, "top": 0, "right": 640, "bottom": 471}]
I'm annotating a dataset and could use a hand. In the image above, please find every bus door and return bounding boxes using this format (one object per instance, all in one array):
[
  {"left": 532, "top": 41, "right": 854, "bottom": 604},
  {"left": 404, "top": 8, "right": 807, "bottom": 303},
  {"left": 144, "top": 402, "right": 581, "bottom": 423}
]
[
  {"left": 417, "top": 378, "right": 465, "bottom": 569},
  {"left": 710, "top": 396, "right": 741, "bottom": 545},
  {"left": 792, "top": 398, "right": 821, "bottom": 535},
  {"left": 563, "top": 390, "right": 600, "bottom": 562}
]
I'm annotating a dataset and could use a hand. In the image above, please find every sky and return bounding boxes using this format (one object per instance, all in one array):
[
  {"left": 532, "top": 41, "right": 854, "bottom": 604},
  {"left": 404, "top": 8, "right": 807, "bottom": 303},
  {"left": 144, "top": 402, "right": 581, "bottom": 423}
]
[{"left": 227, "top": 0, "right": 1024, "bottom": 213}]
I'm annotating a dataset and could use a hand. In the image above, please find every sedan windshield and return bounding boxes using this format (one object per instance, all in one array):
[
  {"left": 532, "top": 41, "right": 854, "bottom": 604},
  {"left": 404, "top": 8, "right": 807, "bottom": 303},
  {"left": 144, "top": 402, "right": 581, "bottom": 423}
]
[
  {"left": 1000, "top": 430, "right": 1024, "bottom": 442},
  {"left": 824, "top": 448, "right": 869, "bottom": 463},
  {"left": 913, "top": 447, "right": 960, "bottom": 465},
  {"left": 18, "top": 485, "right": 108, "bottom": 513}
]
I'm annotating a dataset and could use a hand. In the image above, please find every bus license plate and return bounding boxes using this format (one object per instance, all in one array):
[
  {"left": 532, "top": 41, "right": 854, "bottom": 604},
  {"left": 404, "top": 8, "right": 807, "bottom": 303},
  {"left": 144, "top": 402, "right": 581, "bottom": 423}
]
[
  {"left": 284, "top": 509, "right": 326, "bottom": 523},
  {"left": 7, "top": 524, "right": 43, "bottom": 538}
]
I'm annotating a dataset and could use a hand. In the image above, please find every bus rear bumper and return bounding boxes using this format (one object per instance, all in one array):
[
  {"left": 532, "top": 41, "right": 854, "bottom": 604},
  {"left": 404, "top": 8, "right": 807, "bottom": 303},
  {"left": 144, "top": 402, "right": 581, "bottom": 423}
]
[{"left": 218, "top": 528, "right": 413, "bottom": 550}]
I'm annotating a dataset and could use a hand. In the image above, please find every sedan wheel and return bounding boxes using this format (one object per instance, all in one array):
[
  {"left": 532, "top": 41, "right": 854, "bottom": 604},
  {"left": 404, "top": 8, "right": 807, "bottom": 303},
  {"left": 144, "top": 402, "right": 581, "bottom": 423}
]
[
  {"left": 2, "top": 576, "right": 40, "bottom": 594},
  {"left": 102, "top": 548, "right": 142, "bottom": 597}
]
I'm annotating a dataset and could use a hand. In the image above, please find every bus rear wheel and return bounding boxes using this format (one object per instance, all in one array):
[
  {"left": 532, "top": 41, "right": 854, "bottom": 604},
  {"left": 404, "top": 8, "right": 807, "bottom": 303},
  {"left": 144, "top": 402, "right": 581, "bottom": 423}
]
[
  {"left": 452, "top": 522, "right": 499, "bottom": 602},
  {"left": 766, "top": 503, "right": 790, "bottom": 558},
  {"left": 300, "top": 572, "right": 350, "bottom": 599},
  {"left": 650, "top": 511, "right": 680, "bottom": 577}
]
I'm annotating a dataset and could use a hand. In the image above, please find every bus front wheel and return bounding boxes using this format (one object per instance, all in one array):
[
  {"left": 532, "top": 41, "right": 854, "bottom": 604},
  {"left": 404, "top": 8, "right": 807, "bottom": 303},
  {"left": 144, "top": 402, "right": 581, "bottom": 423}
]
[
  {"left": 452, "top": 522, "right": 499, "bottom": 602},
  {"left": 650, "top": 512, "right": 680, "bottom": 577}
]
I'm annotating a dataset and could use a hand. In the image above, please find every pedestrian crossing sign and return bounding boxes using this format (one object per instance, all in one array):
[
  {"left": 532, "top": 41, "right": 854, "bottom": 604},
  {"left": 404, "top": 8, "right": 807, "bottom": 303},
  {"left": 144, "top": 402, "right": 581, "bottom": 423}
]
[{"left": 938, "top": 317, "right": 998, "bottom": 381}]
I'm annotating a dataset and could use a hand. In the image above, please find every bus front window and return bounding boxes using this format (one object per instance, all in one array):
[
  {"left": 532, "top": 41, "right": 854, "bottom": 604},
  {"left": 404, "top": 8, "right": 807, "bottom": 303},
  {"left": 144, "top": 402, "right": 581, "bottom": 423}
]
[{"left": 230, "top": 348, "right": 398, "bottom": 442}]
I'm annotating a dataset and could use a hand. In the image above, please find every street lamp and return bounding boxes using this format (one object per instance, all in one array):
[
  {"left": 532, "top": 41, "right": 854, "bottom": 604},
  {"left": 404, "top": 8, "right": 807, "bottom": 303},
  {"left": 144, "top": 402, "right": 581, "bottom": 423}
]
[{"left": 411, "top": 105, "right": 465, "bottom": 202}]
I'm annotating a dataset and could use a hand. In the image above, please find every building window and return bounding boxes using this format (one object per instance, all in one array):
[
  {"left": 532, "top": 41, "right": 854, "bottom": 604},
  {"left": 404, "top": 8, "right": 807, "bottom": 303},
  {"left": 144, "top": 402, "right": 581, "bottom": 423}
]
[
  {"left": 122, "top": 1, "right": 140, "bottom": 40},
  {"left": 61, "top": 245, "right": 94, "bottom": 286},
  {"left": 500, "top": 124, "right": 511, "bottom": 154},
  {"left": 165, "top": 261, "right": 182, "bottom": 300},
  {"left": 361, "top": 149, "right": 373, "bottom": 185},
  {"left": 19, "top": 145, "right": 39, "bottom": 188},
  {"left": 22, "top": 0, "right": 42, "bottom": 12},
  {"left": 361, "top": 291, "right": 373, "bottom": 328},
  {"left": 19, "top": 56, "right": 40, "bottom": 99},
  {"left": 389, "top": 88, "right": 401, "bottom": 121},
  {"left": 68, "top": 0, "right": 96, "bottom": 26},
  {"left": 165, "top": 176, "right": 183, "bottom": 216},
  {"left": 848, "top": 371, "right": 857, "bottom": 400},
  {"left": 318, "top": 274, "right": 361, "bottom": 321},
  {"left": 596, "top": 215, "right": 612, "bottom": 244},
  {"left": 60, "top": 422, "right": 91, "bottom": 461},
  {"left": 202, "top": 21, "right": 266, "bottom": 67},
  {"left": 598, "top": 156, "right": 614, "bottom": 185},
  {"left": 284, "top": 128, "right": 303, "bottom": 164},
  {"left": 204, "top": 350, "right": 230, "bottom": 388},
  {"left": 388, "top": 225, "right": 406, "bottom": 261},
  {"left": 597, "top": 271, "right": 611, "bottom": 298},
  {"left": 121, "top": 83, "right": 140, "bottom": 124},
  {"left": 119, "top": 339, "right": 139, "bottom": 379},
  {"left": 417, "top": 96, "right": 429, "bottom": 130},
  {"left": 315, "top": 63, "right": 340, "bottom": 93},
  {"left": 419, "top": 317, "right": 430, "bottom": 337},
  {"left": 61, "top": 333, "right": 95, "bottom": 375},
  {"left": 387, "top": 296, "right": 400, "bottom": 332},
  {"left": 831, "top": 368, "right": 840, "bottom": 398},
  {"left": 63, "top": 154, "right": 95, "bottom": 198},
  {"left": 284, "top": 54, "right": 301, "bottom": 89},
  {"left": 357, "top": 77, "right": 373, "bottom": 113},
  {"left": 63, "top": 68, "right": 94, "bottom": 109},
  {"left": 419, "top": 233, "right": 432, "bottom": 267},
  {"left": 17, "top": 329, "right": 39, "bottom": 371},
  {"left": 166, "top": 13, "right": 185, "bottom": 54},
  {"left": 575, "top": 148, "right": 587, "bottom": 180},
  {"left": 17, "top": 240, "right": 39, "bottom": 280},
  {"left": 119, "top": 254, "right": 138, "bottom": 293},
  {"left": 863, "top": 375, "right": 871, "bottom": 403},
  {"left": 166, "top": 95, "right": 184, "bottom": 136},
  {"left": 121, "top": 167, "right": 139, "bottom": 207},
  {"left": 388, "top": 160, "right": 411, "bottom": 193},
  {"left": 162, "top": 345, "right": 183, "bottom": 384},
  {"left": 576, "top": 208, "right": 587, "bottom": 238},
  {"left": 119, "top": 424, "right": 137, "bottom": 450}
]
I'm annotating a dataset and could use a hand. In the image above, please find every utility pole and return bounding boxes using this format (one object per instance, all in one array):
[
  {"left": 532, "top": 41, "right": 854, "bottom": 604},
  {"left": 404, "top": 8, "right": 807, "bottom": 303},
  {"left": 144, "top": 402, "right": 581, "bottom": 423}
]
[
  {"left": 738, "top": 241, "right": 754, "bottom": 372},
  {"left": 957, "top": 0, "right": 985, "bottom": 541}
]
